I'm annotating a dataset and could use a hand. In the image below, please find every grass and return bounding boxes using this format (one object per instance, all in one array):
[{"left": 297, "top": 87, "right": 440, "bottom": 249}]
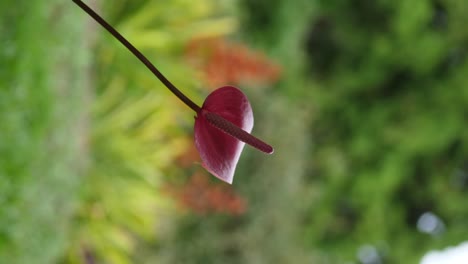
[{"left": 0, "top": 0, "right": 90, "bottom": 263}]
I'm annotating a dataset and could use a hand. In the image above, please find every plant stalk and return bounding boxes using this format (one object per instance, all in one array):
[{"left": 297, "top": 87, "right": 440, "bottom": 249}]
[{"left": 72, "top": 0, "right": 201, "bottom": 113}]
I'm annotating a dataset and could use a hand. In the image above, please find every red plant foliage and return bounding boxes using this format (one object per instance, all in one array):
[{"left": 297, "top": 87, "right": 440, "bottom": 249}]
[
  {"left": 167, "top": 173, "right": 247, "bottom": 215},
  {"left": 185, "top": 38, "right": 282, "bottom": 89}
]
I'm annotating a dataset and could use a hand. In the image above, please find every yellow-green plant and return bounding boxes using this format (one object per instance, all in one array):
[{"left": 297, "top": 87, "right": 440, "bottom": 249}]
[{"left": 65, "top": 0, "right": 237, "bottom": 263}]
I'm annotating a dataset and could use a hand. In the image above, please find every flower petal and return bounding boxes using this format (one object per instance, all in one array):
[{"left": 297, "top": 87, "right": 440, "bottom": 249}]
[{"left": 194, "top": 86, "right": 253, "bottom": 183}]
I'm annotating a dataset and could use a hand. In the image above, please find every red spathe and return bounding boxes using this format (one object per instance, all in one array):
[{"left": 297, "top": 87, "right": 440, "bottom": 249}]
[{"left": 194, "top": 86, "right": 254, "bottom": 184}]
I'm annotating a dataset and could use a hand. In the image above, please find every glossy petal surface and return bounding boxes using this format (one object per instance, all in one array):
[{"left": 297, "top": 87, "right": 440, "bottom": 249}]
[{"left": 194, "top": 86, "right": 253, "bottom": 184}]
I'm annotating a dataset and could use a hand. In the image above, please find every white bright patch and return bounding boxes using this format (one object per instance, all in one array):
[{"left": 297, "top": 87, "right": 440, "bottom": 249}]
[
  {"left": 416, "top": 212, "right": 445, "bottom": 235},
  {"left": 420, "top": 241, "right": 468, "bottom": 264}
]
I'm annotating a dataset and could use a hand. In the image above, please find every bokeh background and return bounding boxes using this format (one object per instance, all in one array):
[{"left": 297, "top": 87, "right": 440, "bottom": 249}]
[{"left": 1, "top": 0, "right": 468, "bottom": 263}]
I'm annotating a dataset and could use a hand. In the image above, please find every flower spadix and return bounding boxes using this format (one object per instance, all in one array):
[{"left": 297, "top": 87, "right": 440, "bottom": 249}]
[{"left": 73, "top": 0, "right": 274, "bottom": 184}]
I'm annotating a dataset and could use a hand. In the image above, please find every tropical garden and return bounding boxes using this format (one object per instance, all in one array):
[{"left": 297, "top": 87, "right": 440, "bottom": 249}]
[{"left": 1, "top": 0, "right": 468, "bottom": 263}]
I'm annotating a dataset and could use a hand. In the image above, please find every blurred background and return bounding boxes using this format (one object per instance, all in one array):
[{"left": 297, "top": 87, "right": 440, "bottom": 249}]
[{"left": 1, "top": 0, "right": 468, "bottom": 263}]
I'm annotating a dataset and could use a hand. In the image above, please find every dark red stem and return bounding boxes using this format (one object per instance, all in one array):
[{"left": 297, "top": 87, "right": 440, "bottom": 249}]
[
  {"left": 72, "top": 0, "right": 201, "bottom": 113},
  {"left": 74, "top": 0, "right": 274, "bottom": 154}
]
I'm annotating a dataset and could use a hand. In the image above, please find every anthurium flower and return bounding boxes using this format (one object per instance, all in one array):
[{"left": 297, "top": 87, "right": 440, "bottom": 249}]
[
  {"left": 195, "top": 86, "right": 273, "bottom": 183},
  {"left": 73, "top": 0, "right": 274, "bottom": 183}
]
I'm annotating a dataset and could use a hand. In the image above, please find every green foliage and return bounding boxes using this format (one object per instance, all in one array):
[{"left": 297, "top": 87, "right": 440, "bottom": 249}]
[
  {"left": 0, "top": 0, "right": 88, "bottom": 263},
  {"left": 241, "top": 0, "right": 468, "bottom": 263},
  {"left": 5, "top": 0, "right": 467, "bottom": 263},
  {"left": 78, "top": 1, "right": 317, "bottom": 263},
  {"left": 64, "top": 0, "right": 238, "bottom": 263},
  {"left": 140, "top": 93, "right": 315, "bottom": 264},
  {"left": 301, "top": 0, "right": 468, "bottom": 263},
  {"left": 67, "top": 82, "right": 188, "bottom": 264}
]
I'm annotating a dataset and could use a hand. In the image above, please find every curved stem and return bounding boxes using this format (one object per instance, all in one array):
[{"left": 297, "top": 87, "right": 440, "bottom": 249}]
[{"left": 72, "top": 0, "right": 201, "bottom": 113}]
